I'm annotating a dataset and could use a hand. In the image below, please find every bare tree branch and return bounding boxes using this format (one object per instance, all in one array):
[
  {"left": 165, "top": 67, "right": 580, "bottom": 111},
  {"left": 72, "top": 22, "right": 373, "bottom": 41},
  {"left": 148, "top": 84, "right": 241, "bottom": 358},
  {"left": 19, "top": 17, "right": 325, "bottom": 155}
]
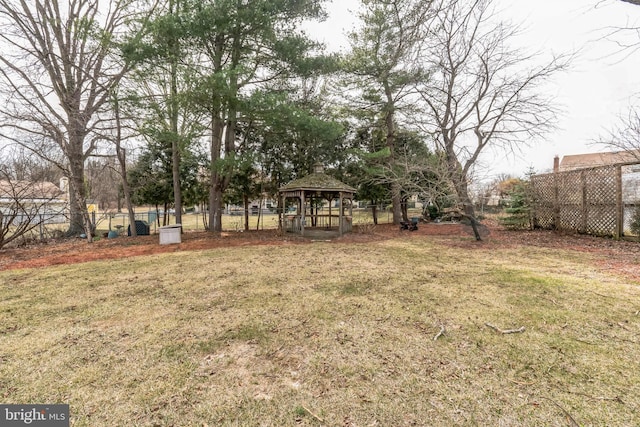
[
  {"left": 598, "top": 105, "right": 640, "bottom": 161},
  {"left": 0, "top": 160, "right": 67, "bottom": 248},
  {"left": 0, "top": 0, "right": 152, "bottom": 240},
  {"left": 415, "top": 0, "right": 570, "bottom": 239}
]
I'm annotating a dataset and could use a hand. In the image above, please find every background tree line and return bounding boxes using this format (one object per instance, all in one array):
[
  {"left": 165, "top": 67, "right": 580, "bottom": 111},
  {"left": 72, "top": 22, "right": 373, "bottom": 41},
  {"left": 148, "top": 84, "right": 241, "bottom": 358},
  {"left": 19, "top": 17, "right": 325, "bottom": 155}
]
[{"left": 0, "top": 0, "right": 572, "bottom": 242}]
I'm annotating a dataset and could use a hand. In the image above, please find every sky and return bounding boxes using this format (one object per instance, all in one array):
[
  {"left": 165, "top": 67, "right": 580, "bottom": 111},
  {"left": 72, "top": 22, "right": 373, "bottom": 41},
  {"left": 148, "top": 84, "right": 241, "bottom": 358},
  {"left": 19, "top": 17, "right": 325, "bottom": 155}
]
[{"left": 306, "top": 0, "right": 640, "bottom": 180}]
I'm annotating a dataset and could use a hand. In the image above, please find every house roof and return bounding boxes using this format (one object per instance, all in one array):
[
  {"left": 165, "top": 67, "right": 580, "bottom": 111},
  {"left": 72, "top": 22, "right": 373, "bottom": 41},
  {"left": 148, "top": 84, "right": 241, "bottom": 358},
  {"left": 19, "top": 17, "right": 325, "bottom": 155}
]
[
  {"left": 559, "top": 150, "right": 640, "bottom": 171},
  {"left": 0, "top": 180, "right": 65, "bottom": 201},
  {"left": 279, "top": 165, "right": 356, "bottom": 193}
]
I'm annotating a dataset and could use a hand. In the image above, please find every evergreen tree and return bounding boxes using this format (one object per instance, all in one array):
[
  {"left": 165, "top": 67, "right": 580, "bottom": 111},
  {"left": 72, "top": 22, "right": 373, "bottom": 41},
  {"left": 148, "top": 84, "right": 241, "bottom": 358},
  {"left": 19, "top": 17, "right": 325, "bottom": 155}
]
[{"left": 499, "top": 179, "right": 534, "bottom": 230}]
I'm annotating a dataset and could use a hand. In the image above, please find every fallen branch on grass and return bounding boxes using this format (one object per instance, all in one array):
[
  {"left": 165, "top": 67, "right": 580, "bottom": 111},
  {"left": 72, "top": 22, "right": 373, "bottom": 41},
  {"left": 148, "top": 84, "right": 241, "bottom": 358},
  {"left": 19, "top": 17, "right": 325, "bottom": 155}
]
[
  {"left": 617, "top": 322, "right": 632, "bottom": 332},
  {"left": 301, "top": 405, "right": 324, "bottom": 423},
  {"left": 433, "top": 325, "right": 446, "bottom": 341},
  {"left": 485, "top": 323, "right": 525, "bottom": 334},
  {"left": 565, "top": 389, "right": 625, "bottom": 404},
  {"left": 570, "top": 337, "right": 597, "bottom": 345},
  {"left": 539, "top": 397, "right": 580, "bottom": 427},
  {"left": 508, "top": 378, "right": 536, "bottom": 386},
  {"left": 587, "top": 289, "right": 614, "bottom": 299}
]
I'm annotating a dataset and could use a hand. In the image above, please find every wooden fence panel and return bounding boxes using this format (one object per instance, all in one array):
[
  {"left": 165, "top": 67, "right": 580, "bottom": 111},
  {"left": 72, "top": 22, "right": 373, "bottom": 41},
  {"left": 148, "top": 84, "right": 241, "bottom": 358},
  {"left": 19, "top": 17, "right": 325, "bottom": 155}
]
[
  {"left": 530, "top": 173, "right": 556, "bottom": 229},
  {"left": 530, "top": 165, "right": 625, "bottom": 237},
  {"left": 584, "top": 166, "right": 618, "bottom": 236},
  {"left": 557, "top": 170, "right": 583, "bottom": 232}
]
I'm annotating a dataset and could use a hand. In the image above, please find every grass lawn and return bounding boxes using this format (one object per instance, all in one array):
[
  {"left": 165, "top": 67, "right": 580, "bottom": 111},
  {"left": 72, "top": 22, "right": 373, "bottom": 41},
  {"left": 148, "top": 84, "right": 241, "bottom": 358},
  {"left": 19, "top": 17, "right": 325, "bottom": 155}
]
[{"left": 1, "top": 236, "right": 639, "bottom": 425}]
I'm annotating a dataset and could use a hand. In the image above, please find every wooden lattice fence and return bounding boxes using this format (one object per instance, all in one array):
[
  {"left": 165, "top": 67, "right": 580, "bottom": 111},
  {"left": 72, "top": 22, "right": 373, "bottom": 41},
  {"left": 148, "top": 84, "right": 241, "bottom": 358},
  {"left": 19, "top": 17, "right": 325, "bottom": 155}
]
[{"left": 530, "top": 163, "right": 640, "bottom": 238}]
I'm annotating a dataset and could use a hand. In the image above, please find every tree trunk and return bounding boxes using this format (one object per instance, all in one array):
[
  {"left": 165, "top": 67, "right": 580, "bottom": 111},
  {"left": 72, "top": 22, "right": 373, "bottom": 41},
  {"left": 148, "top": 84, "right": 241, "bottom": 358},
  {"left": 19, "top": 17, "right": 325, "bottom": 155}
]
[
  {"left": 171, "top": 137, "right": 183, "bottom": 227},
  {"left": 113, "top": 93, "right": 137, "bottom": 237},
  {"left": 371, "top": 202, "right": 378, "bottom": 225},
  {"left": 243, "top": 194, "right": 249, "bottom": 231},
  {"left": 210, "top": 186, "right": 224, "bottom": 233},
  {"left": 384, "top": 81, "right": 402, "bottom": 225},
  {"left": 453, "top": 173, "right": 482, "bottom": 241},
  {"left": 447, "top": 149, "right": 482, "bottom": 241},
  {"left": 117, "top": 147, "right": 137, "bottom": 237},
  {"left": 401, "top": 197, "right": 409, "bottom": 222},
  {"left": 209, "top": 113, "right": 225, "bottom": 233},
  {"left": 169, "top": 0, "right": 183, "bottom": 229},
  {"left": 67, "top": 153, "right": 93, "bottom": 243},
  {"left": 208, "top": 19, "right": 241, "bottom": 233},
  {"left": 67, "top": 177, "right": 84, "bottom": 236},
  {"left": 207, "top": 21, "right": 241, "bottom": 233},
  {"left": 200, "top": 201, "right": 208, "bottom": 230},
  {"left": 255, "top": 198, "right": 263, "bottom": 231},
  {"left": 163, "top": 202, "right": 169, "bottom": 226},
  {"left": 391, "top": 184, "right": 402, "bottom": 225}
]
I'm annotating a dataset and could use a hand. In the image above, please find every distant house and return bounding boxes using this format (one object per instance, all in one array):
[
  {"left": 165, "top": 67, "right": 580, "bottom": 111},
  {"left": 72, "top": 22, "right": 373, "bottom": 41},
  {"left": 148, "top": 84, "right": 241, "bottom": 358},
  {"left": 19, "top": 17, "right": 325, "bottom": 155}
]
[
  {"left": 226, "top": 197, "right": 277, "bottom": 216},
  {"left": 0, "top": 179, "right": 68, "bottom": 225},
  {"left": 554, "top": 151, "right": 640, "bottom": 198},
  {"left": 556, "top": 150, "right": 640, "bottom": 172}
]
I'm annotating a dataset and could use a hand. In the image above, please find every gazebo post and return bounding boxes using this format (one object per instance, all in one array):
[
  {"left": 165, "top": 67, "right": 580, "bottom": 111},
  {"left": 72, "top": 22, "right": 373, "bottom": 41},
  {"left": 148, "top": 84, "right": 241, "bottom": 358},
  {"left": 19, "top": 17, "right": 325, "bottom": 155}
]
[
  {"left": 280, "top": 194, "right": 284, "bottom": 232},
  {"left": 301, "top": 191, "right": 306, "bottom": 237},
  {"left": 339, "top": 191, "right": 343, "bottom": 236}
]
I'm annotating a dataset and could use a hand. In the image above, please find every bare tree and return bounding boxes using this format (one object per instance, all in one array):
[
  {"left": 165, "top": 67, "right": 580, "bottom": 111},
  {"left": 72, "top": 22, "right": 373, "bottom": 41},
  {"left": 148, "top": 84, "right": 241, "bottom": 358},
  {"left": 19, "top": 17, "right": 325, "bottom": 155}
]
[
  {"left": 417, "top": 0, "right": 569, "bottom": 240},
  {"left": 0, "top": 0, "right": 148, "bottom": 241},
  {"left": 598, "top": 0, "right": 640, "bottom": 157},
  {"left": 600, "top": 105, "right": 640, "bottom": 160},
  {"left": 86, "top": 158, "right": 121, "bottom": 210},
  {"left": 6, "top": 146, "right": 63, "bottom": 184},
  {"left": 110, "top": 90, "right": 139, "bottom": 236}
]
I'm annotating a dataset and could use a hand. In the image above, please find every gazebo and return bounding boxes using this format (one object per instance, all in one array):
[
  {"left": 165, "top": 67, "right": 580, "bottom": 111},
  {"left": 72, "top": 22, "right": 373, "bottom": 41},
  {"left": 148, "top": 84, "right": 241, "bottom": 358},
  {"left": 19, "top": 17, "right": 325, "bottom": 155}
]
[{"left": 279, "top": 164, "right": 356, "bottom": 238}]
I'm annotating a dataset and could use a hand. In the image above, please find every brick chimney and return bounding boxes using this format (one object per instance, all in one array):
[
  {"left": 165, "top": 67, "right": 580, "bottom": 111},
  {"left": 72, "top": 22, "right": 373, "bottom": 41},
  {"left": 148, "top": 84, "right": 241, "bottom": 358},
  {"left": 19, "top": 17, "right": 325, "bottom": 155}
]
[{"left": 553, "top": 156, "right": 560, "bottom": 173}]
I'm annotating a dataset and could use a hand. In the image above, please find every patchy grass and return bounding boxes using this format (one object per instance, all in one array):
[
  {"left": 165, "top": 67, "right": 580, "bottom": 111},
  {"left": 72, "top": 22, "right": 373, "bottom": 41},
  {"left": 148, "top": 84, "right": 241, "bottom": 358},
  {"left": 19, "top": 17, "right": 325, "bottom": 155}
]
[{"left": 1, "top": 237, "right": 639, "bottom": 426}]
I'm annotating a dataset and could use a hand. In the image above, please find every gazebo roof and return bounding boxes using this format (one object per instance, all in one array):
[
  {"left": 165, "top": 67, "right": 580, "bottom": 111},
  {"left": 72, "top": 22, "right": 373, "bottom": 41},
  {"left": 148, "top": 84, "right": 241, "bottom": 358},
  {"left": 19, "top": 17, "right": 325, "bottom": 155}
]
[{"left": 279, "top": 165, "right": 356, "bottom": 193}]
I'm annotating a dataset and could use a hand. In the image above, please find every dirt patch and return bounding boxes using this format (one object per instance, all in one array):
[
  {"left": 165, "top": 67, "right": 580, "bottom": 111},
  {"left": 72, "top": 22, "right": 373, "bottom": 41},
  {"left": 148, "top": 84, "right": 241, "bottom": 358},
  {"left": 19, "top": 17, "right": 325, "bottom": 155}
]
[
  {"left": 1, "top": 221, "right": 639, "bottom": 282},
  {"left": 0, "top": 229, "right": 301, "bottom": 271}
]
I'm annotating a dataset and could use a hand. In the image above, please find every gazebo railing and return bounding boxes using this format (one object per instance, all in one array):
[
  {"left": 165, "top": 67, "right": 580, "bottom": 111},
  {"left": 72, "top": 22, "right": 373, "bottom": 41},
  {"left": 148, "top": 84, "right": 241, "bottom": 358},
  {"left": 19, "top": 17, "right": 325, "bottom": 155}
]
[
  {"left": 311, "top": 214, "right": 336, "bottom": 228},
  {"left": 284, "top": 215, "right": 302, "bottom": 233},
  {"left": 283, "top": 214, "right": 352, "bottom": 233}
]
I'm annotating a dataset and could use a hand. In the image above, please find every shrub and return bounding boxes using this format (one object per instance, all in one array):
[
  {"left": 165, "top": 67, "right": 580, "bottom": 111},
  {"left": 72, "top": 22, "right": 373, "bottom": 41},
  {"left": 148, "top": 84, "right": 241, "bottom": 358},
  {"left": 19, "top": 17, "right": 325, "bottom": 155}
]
[{"left": 499, "top": 180, "right": 533, "bottom": 230}]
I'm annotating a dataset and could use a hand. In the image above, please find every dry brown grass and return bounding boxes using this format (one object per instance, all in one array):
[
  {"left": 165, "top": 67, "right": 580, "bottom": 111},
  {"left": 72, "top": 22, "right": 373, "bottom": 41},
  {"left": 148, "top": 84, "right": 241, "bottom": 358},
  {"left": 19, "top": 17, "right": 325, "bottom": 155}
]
[{"left": 1, "top": 236, "right": 639, "bottom": 426}]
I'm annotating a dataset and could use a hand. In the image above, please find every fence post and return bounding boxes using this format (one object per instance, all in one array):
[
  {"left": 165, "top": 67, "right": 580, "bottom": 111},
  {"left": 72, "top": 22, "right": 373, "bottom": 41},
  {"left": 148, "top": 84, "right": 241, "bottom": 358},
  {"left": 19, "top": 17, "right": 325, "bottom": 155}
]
[
  {"left": 616, "top": 165, "right": 623, "bottom": 239},
  {"left": 553, "top": 170, "right": 559, "bottom": 231},
  {"left": 39, "top": 214, "right": 44, "bottom": 241},
  {"left": 581, "top": 170, "right": 588, "bottom": 233}
]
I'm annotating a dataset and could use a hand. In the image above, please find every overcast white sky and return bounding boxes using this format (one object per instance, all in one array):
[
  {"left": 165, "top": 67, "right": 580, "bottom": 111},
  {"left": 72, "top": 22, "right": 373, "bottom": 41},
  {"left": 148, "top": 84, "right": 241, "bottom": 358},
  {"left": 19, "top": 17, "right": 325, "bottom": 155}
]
[{"left": 307, "top": 0, "right": 640, "bottom": 180}]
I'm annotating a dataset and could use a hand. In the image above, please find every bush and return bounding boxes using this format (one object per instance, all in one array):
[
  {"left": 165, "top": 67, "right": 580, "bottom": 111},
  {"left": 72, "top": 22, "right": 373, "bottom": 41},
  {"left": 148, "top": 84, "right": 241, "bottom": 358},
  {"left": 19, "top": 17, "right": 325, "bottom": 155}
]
[
  {"left": 426, "top": 204, "right": 440, "bottom": 220},
  {"left": 499, "top": 181, "right": 533, "bottom": 230}
]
